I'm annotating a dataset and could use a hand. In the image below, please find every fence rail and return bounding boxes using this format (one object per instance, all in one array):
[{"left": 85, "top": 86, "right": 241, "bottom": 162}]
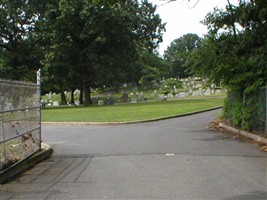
[{"left": 0, "top": 70, "right": 41, "bottom": 172}]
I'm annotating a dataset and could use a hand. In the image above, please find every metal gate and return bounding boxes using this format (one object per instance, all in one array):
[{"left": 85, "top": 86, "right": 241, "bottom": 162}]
[{"left": 0, "top": 70, "right": 41, "bottom": 172}]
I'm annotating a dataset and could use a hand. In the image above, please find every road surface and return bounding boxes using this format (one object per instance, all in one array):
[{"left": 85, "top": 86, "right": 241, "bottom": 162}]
[{"left": 1, "top": 109, "right": 266, "bottom": 199}]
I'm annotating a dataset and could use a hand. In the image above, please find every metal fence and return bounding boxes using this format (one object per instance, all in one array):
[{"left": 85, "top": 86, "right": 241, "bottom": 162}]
[
  {"left": 249, "top": 87, "right": 267, "bottom": 133},
  {"left": 227, "top": 87, "right": 267, "bottom": 134},
  {"left": 0, "top": 70, "right": 41, "bottom": 172}
]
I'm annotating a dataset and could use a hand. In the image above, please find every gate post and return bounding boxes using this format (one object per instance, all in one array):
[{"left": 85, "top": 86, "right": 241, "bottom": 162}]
[{"left": 37, "top": 69, "right": 42, "bottom": 148}]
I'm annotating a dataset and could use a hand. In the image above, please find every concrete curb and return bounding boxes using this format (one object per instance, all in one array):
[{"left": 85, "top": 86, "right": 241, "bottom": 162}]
[
  {"left": 219, "top": 122, "right": 267, "bottom": 144},
  {"left": 0, "top": 143, "right": 53, "bottom": 184},
  {"left": 42, "top": 106, "right": 223, "bottom": 126}
]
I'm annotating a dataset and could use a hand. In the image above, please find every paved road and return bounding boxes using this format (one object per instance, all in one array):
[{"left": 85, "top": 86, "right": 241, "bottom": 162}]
[{"left": 1, "top": 110, "right": 266, "bottom": 199}]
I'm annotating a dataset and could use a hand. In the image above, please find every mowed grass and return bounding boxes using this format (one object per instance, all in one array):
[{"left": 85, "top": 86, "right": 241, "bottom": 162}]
[{"left": 41, "top": 97, "right": 224, "bottom": 122}]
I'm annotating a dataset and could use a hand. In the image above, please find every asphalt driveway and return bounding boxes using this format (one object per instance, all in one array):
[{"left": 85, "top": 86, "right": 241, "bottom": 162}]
[{"left": 1, "top": 109, "right": 266, "bottom": 199}]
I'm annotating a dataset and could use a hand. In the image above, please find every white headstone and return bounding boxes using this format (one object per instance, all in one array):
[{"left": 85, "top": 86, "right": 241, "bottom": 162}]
[
  {"left": 189, "top": 89, "right": 193, "bottom": 95},
  {"left": 74, "top": 89, "right": 80, "bottom": 96},
  {"left": 167, "top": 93, "right": 174, "bottom": 98},
  {"left": 192, "top": 91, "right": 199, "bottom": 96},
  {"left": 48, "top": 91, "right": 52, "bottom": 99},
  {"left": 53, "top": 101, "right": 59, "bottom": 106},
  {"left": 75, "top": 100, "right": 80, "bottom": 106},
  {"left": 179, "top": 92, "right": 186, "bottom": 97},
  {"left": 204, "top": 88, "right": 211, "bottom": 95},
  {"left": 98, "top": 100, "right": 104, "bottom": 105}
]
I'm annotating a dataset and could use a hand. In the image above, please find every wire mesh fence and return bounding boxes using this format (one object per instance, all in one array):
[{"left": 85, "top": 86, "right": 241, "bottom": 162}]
[
  {"left": 248, "top": 87, "right": 267, "bottom": 133},
  {"left": 0, "top": 71, "right": 41, "bottom": 172},
  {"left": 226, "top": 87, "right": 267, "bottom": 134}
]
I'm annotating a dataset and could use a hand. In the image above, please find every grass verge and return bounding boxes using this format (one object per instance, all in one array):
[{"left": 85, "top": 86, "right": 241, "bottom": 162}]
[{"left": 42, "top": 96, "right": 225, "bottom": 123}]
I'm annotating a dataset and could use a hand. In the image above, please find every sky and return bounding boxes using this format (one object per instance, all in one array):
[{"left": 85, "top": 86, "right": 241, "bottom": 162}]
[{"left": 148, "top": 0, "right": 239, "bottom": 55}]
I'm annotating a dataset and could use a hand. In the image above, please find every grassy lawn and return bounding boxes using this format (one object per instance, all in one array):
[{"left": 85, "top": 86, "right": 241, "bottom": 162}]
[{"left": 42, "top": 96, "right": 225, "bottom": 122}]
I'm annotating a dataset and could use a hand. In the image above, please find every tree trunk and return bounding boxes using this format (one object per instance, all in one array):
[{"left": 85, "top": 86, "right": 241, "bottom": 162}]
[
  {"left": 83, "top": 83, "right": 92, "bottom": 105},
  {"left": 70, "top": 88, "right": 75, "bottom": 104},
  {"left": 79, "top": 87, "right": 84, "bottom": 105},
  {"left": 59, "top": 84, "right": 67, "bottom": 105}
]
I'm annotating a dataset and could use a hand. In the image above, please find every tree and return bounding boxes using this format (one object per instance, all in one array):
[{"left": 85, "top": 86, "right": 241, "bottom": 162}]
[
  {"left": 0, "top": 0, "right": 46, "bottom": 81},
  {"left": 164, "top": 33, "right": 201, "bottom": 78},
  {"left": 41, "top": 0, "right": 85, "bottom": 104},
  {"left": 132, "top": 50, "right": 169, "bottom": 85},
  {"left": 188, "top": 1, "right": 267, "bottom": 92},
  {"left": 186, "top": 0, "right": 267, "bottom": 131},
  {"left": 42, "top": 0, "right": 165, "bottom": 105},
  {"left": 160, "top": 78, "right": 183, "bottom": 95}
]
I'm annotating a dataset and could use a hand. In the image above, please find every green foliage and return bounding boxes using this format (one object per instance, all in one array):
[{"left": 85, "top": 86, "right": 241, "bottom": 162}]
[
  {"left": 141, "top": 66, "right": 161, "bottom": 84},
  {"left": 160, "top": 78, "right": 183, "bottom": 95},
  {"left": 136, "top": 50, "right": 169, "bottom": 84},
  {"left": 186, "top": 0, "right": 267, "bottom": 131},
  {"left": 164, "top": 33, "right": 201, "bottom": 78},
  {"left": 223, "top": 94, "right": 243, "bottom": 127},
  {"left": 40, "top": 0, "right": 165, "bottom": 105},
  {"left": 0, "top": 0, "right": 165, "bottom": 105},
  {"left": 0, "top": 0, "right": 48, "bottom": 81},
  {"left": 223, "top": 89, "right": 266, "bottom": 131}
]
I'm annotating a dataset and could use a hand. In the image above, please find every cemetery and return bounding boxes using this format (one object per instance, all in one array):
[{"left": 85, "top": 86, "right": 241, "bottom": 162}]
[
  {"left": 41, "top": 77, "right": 225, "bottom": 107},
  {"left": 40, "top": 77, "right": 225, "bottom": 123}
]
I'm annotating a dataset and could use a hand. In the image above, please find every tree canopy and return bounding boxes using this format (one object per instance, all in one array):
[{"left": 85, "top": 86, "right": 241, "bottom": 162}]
[
  {"left": 0, "top": 0, "right": 46, "bottom": 81},
  {"left": 187, "top": 0, "right": 267, "bottom": 93},
  {"left": 185, "top": 0, "right": 267, "bottom": 131},
  {"left": 164, "top": 33, "right": 201, "bottom": 78},
  {"left": 0, "top": 0, "right": 166, "bottom": 104}
]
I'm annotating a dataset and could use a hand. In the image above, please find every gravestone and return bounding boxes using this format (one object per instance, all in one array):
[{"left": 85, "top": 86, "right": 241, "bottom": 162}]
[
  {"left": 151, "top": 90, "right": 157, "bottom": 97},
  {"left": 122, "top": 92, "right": 128, "bottom": 103},
  {"left": 196, "top": 83, "right": 202, "bottom": 88},
  {"left": 199, "top": 88, "right": 203, "bottom": 95},
  {"left": 98, "top": 100, "right": 104, "bottom": 105},
  {"left": 159, "top": 94, "right": 167, "bottom": 101},
  {"left": 47, "top": 100, "right": 53, "bottom": 106},
  {"left": 204, "top": 88, "right": 211, "bottom": 95},
  {"left": 139, "top": 92, "right": 145, "bottom": 101},
  {"left": 215, "top": 89, "right": 221, "bottom": 94},
  {"left": 131, "top": 92, "right": 138, "bottom": 103},
  {"left": 167, "top": 93, "right": 174, "bottom": 98},
  {"left": 179, "top": 92, "right": 186, "bottom": 97},
  {"left": 74, "top": 89, "right": 80, "bottom": 97},
  {"left": 53, "top": 101, "right": 59, "bottom": 106},
  {"left": 48, "top": 91, "right": 53, "bottom": 99},
  {"left": 74, "top": 100, "right": 80, "bottom": 106},
  {"left": 192, "top": 91, "right": 199, "bottom": 96},
  {"left": 132, "top": 87, "right": 138, "bottom": 92},
  {"left": 91, "top": 97, "right": 98, "bottom": 104},
  {"left": 131, "top": 98, "right": 138, "bottom": 103},
  {"left": 107, "top": 94, "right": 113, "bottom": 105},
  {"left": 189, "top": 89, "right": 193, "bottom": 95}
]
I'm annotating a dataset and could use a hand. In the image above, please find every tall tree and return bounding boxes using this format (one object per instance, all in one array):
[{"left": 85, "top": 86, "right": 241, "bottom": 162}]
[
  {"left": 42, "top": 0, "right": 165, "bottom": 105},
  {"left": 164, "top": 33, "right": 201, "bottom": 78},
  {"left": 139, "top": 50, "right": 169, "bottom": 84},
  {"left": 187, "top": 0, "right": 267, "bottom": 130},
  {"left": 188, "top": 0, "right": 267, "bottom": 93},
  {"left": 0, "top": 0, "right": 46, "bottom": 81}
]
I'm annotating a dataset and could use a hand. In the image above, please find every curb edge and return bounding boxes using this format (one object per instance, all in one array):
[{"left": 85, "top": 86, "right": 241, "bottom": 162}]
[
  {"left": 219, "top": 123, "right": 267, "bottom": 145},
  {"left": 42, "top": 106, "right": 223, "bottom": 126}
]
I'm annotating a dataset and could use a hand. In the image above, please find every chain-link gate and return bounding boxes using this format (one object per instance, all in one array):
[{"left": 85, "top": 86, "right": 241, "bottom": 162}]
[{"left": 0, "top": 70, "right": 41, "bottom": 172}]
